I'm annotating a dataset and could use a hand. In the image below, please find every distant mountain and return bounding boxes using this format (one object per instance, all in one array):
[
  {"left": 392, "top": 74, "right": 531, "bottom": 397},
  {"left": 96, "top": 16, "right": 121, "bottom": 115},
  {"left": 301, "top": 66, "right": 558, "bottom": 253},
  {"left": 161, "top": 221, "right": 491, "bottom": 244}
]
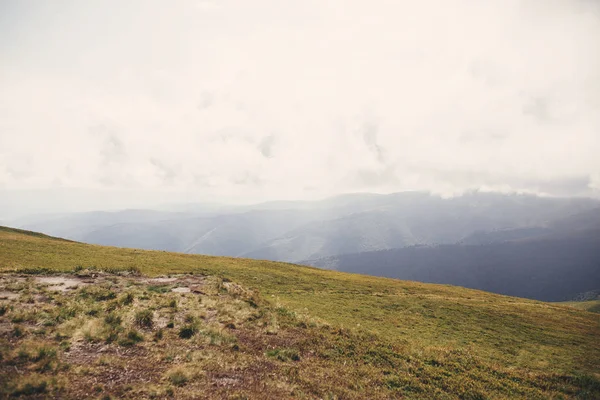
[
  {"left": 10, "top": 209, "right": 194, "bottom": 242},
  {"left": 10, "top": 192, "right": 600, "bottom": 266},
  {"left": 80, "top": 209, "right": 323, "bottom": 256},
  {"left": 243, "top": 193, "right": 600, "bottom": 262},
  {"left": 459, "top": 227, "right": 552, "bottom": 245},
  {"left": 570, "top": 290, "right": 600, "bottom": 302},
  {"left": 303, "top": 208, "right": 600, "bottom": 301}
]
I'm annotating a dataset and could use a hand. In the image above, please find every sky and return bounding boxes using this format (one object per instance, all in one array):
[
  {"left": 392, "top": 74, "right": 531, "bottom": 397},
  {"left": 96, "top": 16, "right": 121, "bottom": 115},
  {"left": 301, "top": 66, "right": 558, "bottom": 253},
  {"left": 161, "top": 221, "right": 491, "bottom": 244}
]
[{"left": 1, "top": 0, "right": 599, "bottom": 217}]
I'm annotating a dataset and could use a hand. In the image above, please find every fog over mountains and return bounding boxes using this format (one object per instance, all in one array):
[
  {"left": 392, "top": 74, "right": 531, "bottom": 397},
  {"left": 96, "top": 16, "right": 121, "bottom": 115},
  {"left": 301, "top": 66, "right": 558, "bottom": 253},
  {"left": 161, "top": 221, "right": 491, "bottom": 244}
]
[
  {"left": 304, "top": 206, "right": 600, "bottom": 301},
  {"left": 7, "top": 191, "right": 600, "bottom": 301}
]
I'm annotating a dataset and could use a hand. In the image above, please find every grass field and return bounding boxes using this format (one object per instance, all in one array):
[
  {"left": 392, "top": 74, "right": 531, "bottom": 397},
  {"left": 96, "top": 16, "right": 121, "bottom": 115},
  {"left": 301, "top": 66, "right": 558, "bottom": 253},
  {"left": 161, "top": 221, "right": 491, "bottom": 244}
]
[
  {"left": 560, "top": 300, "right": 600, "bottom": 314},
  {"left": 1, "top": 226, "right": 599, "bottom": 399}
]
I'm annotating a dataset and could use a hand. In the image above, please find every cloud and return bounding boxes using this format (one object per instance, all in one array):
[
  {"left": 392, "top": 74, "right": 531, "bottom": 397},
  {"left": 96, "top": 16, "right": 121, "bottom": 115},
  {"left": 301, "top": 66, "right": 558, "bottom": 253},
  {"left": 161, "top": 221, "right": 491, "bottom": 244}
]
[
  {"left": 0, "top": 0, "right": 599, "bottom": 208},
  {"left": 258, "top": 134, "right": 276, "bottom": 159}
]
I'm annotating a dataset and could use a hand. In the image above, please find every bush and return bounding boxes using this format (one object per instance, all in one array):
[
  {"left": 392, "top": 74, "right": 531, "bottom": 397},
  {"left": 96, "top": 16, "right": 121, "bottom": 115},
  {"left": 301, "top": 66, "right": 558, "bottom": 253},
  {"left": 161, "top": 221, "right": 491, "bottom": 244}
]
[{"left": 178, "top": 325, "right": 197, "bottom": 339}]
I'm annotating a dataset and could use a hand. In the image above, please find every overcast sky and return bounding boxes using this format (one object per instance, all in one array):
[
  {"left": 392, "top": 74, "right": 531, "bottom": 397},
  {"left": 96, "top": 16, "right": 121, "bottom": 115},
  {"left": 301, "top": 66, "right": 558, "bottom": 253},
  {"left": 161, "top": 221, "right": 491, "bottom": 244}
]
[{"left": 1, "top": 0, "right": 599, "bottom": 216}]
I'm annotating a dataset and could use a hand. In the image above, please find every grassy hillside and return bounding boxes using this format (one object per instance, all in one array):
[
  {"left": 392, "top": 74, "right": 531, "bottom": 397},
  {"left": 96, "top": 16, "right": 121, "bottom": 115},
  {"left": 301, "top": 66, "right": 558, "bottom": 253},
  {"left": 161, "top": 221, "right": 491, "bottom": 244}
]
[
  {"left": 1, "top": 226, "right": 599, "bottom": 399},
  {"left": 561, "top": 300, "right": 600, "bottom": 314}
]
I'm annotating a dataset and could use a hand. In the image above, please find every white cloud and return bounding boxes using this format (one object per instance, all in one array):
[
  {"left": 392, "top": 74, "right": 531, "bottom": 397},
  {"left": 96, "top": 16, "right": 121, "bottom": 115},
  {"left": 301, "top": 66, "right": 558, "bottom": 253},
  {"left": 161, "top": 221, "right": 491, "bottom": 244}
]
[{"left": 0, "top": 0, "right": 599, "bottom": 207}]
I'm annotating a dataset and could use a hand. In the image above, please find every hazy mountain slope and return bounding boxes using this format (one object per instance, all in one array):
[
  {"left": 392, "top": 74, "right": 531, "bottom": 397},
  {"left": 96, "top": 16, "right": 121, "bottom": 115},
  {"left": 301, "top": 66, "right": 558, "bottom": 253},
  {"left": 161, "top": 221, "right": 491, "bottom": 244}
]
[
  {"left": 81, "top": 209, "right": 324, "bottom": 256},
  {"left": 1, "top": 226, "right": 599, "bottom": 399},
  {"left": 244, "top": 193, "right": 600, "bottom": 262},
  {"left": 13, "top": 209, "right": 193, "bottom": 241},
  {"left": 459, "top": 227, "right": 552, "bottom": 245},
  {"left": 241, "top": 210, "right": 419, "bottom": 261},
  {"left": 10, "top": 192, "right": 600, "bottom": 263},
  {"left": 81, "top": 221, "right": 186, "bottom": 251},
  {"left": 549, "top": 206, "right": 600, "bottom": 232},
  {"left": 304, "top": 223, "right": 600, "bottom": 301},
  {"left": 178, "top": 210, "right": 324, "bottom": 256}
]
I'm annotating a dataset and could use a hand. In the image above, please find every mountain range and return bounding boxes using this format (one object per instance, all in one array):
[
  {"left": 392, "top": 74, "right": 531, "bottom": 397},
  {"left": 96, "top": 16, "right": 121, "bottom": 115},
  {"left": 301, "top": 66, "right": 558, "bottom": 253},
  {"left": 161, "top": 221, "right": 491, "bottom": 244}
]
[{"left": 7, "top": 191, "right": 600, "bottom": 301}]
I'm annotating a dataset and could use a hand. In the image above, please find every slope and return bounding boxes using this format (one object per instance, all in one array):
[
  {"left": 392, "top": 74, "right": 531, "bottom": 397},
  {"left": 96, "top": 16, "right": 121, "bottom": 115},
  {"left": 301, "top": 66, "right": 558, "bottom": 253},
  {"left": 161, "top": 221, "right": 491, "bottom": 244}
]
[
  {"left": 304, "top": 209, "right": 600, "bottom": 301},
  {"left": 561, "top": 300, "right": 600, "bottom": 313},
  {"left": 1, "top": 226, "right": 599, "bottom": 399}
]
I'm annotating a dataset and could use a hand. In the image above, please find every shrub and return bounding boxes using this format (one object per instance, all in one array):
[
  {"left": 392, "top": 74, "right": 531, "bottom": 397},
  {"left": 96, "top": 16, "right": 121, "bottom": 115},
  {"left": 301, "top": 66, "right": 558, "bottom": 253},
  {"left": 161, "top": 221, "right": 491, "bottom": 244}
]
[{"left": 178, "top": 325, "right": 197, "bottom": 339}]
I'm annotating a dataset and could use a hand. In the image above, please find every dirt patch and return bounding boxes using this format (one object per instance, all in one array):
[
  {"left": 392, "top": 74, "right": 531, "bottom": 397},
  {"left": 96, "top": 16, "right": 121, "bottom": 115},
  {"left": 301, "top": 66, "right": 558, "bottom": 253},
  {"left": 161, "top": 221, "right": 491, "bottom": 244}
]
[
  {"left": 148, "top": 277, "right": 178, "bottom": 283},
  {"left": 0, "top": 291, "right": 19, "bottom": 300},
  {"left": 36, "top": 276, "right": 87, "bottom": 292}
]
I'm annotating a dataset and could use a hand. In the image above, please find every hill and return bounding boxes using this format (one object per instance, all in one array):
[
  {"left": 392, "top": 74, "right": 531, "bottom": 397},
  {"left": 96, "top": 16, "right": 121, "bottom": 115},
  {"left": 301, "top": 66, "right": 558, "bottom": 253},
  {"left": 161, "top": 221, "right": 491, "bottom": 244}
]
[
  {"left": 1, "top": 226, "right": 599, "bottom": 399},
  {"left": 561, "top": 290, "right": 600, "bottom": 313},
  {"left": 561, "top": 300, "right": 600, "bottom": 314}
]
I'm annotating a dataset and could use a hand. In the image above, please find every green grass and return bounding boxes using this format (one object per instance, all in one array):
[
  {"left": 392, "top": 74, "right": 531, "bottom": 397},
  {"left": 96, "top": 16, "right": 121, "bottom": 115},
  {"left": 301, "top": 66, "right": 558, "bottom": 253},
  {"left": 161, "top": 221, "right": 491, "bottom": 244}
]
[
  {"left": 0, "top": 225, "right": 73, "bottom": 242},
  {"left": 560, "top": 299, "right": 600, "bottom": 314},
  {"left": 1, "top": 226, "right": 599, "bottom": 399}
]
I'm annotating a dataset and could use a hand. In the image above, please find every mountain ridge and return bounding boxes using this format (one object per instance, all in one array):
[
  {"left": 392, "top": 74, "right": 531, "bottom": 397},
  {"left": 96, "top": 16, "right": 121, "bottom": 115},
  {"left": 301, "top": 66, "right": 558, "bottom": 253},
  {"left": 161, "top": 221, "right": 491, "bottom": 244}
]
[
  {"left": 302, "top": 221, "right": 600, "bottom": 301},
  {"left": 11, "top": 192, "right": 600, "bottom": 262}
]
